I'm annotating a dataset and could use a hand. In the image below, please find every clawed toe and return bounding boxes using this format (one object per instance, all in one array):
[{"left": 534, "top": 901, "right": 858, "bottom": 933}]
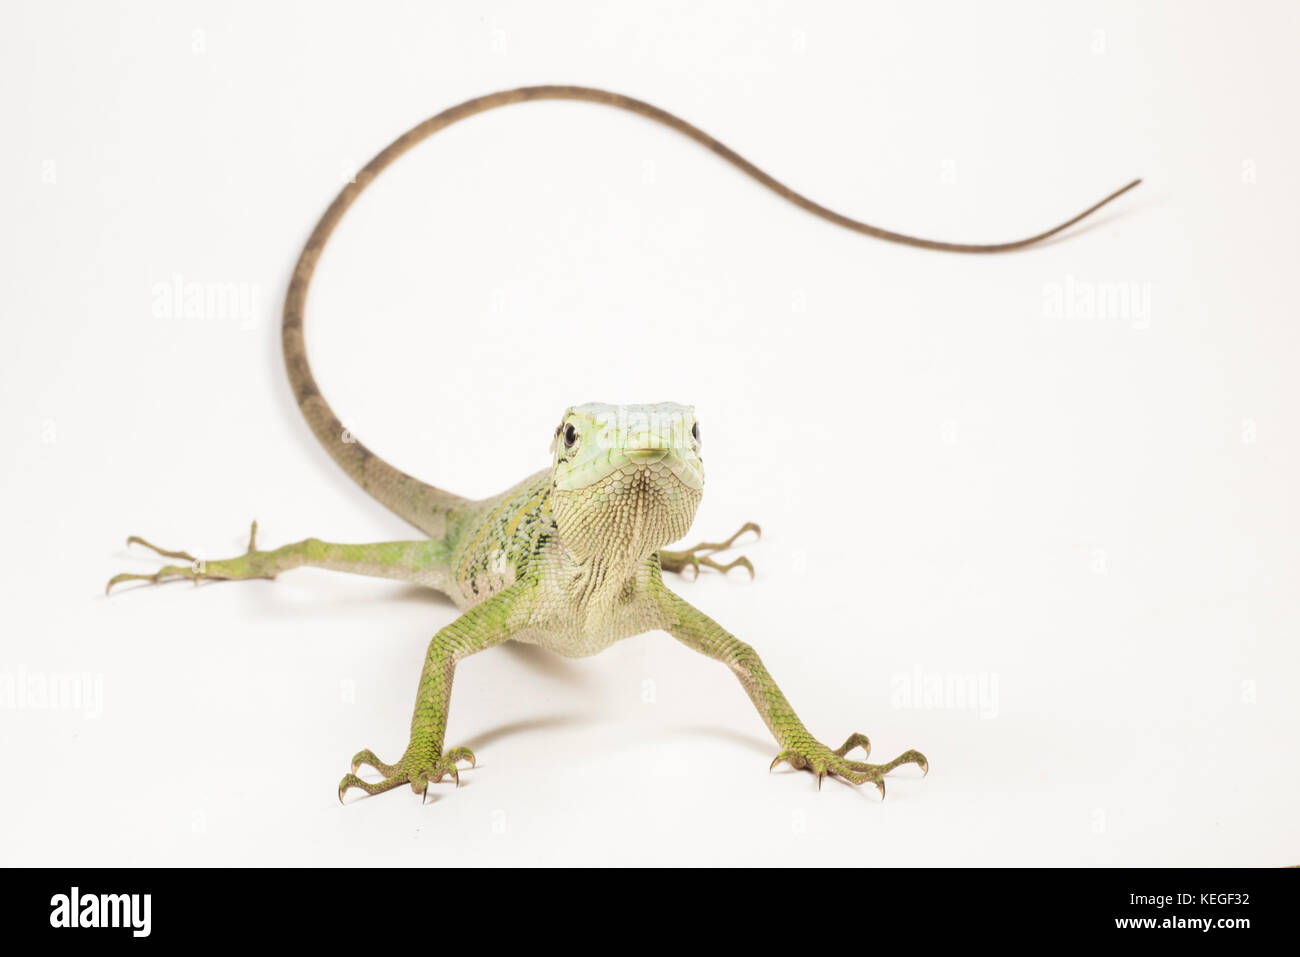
[
  {"left": 106, "top": 520, "right": 270, "bottom": 595},
  {"left": 684, "top": 554, "right": 754, "bottom": 580},
  {"left": 339, "top": 746, "right": 477, "bottom": 804},
  {"left": 125, "top": 536, "right": 197, "bottom": 563},
  {"left": 443, "top": 746, "right": 477, "bottom": 768},
  {"left": 833, "top": 732, "right": 871, "bottom": 760},
  {"left": 769, "top": 749, "right": 804, "bottom": 772},
  {"left": 105, "top": 564, "right": 197, "bottom": 594},
  {"left": 661, "top": 522, "right": 762, "bottom": 579},
  {"left": 769, "top": 737, "right": 928, "bottom": 799},
  {"left": 350, "top": 749, "right": 396, "bottom": 776},
  {"left": 106, "top": 534, "right": 203, "bottom": 594}
]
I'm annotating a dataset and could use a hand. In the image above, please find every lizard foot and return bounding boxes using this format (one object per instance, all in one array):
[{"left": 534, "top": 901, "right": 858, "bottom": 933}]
[
  {"left": 770, "top": 733, "right": 928, "bottom": 798},
  {"left": 659, "top": 521, "right": 761, "bottom": 579},
  {"left": 339, "top": 746, "right": 477, "bottom": 803},
  {"left": 106, "top": 521, "right": 267, "bottom": 594}
]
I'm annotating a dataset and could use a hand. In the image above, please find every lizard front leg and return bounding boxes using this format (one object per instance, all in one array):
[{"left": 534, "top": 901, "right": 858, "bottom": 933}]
[
  {"left": 339, "top": 583, "right": 529, "bottom": 803},
  {"left": 654, "top": 586, "right": 927, "bottom": 797},
  {"left": 105, "top": 522, "right": 449, "bottom": 593}
]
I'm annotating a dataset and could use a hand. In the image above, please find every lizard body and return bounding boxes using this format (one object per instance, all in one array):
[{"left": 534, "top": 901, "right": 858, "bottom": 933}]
[{"left": 109, "top": 86, "right": 1139, "bottom": 800}]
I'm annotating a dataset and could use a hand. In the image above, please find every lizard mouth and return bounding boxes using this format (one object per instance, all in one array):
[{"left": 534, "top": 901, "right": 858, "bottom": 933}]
[
  {"left": 555, "top": 446, "right": 703, "bottom": 492},
  {"left": 623, "top": 449, "right": 670, "bottom": 464}
]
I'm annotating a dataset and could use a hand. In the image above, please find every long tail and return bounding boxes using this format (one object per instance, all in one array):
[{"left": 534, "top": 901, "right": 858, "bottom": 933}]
[{"left": 282, "top": 85, "right": 1141, "bottom": 535}]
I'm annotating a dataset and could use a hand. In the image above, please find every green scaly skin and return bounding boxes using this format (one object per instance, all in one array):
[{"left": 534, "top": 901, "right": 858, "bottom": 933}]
[{"left": 109, "top": 86, "right": 1141, "bottom": 802}]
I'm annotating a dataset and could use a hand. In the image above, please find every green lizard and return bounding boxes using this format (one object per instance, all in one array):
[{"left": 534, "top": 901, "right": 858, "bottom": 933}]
[{"left": 107, "top": 86, "right": 1139, "bottom": 802}]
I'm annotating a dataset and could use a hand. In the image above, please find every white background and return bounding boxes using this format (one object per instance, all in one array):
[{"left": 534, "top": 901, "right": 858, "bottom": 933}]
[{"left": 3, "top": 1, "right": 1297, "bottom": 866}]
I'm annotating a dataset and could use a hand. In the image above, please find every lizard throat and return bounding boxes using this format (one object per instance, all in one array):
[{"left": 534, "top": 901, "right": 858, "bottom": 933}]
[{"left": 550, "top": 463, "right": 702, "bottom": 568}]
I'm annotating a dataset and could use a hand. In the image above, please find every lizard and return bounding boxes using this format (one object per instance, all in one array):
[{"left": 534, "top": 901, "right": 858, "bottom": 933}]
[{"left": 106, "top": 86, "right": 1140, "bottom": 802}]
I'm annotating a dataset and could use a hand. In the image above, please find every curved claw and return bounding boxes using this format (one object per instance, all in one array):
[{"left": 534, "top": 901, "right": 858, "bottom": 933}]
[
  {"left": 688, "top": 522, "right": 761, "bottom": 555},
  {"left": 351, "top": 748, "right": 396, "bottom": 776},
  {"left": 105, "top": 565, "right": 196, "bottom": 595},
  {"left": 833, "top": 732, "right": 871, "bottom": 760},
  {"left": 705, "top": 555, "right": 755, "bottom": 579},
  {"left": 900, "top": 749, "right": 929, "bottom": 776},
  {"left": 444, "top": 746, "right": 477, "bottom": 768},
  {"left": 419, "top": 764, "right": 460, "bottom": 788},
  {"left": 770, "top": 750, "right": 797, "bottom": 772},
  {"left": 338, "top": 772, "right": 374, "bottom": 803},
  {"left": 828, "top": 763, "right": 886, "bottom": 797},
  {"left": 716, "top": 522, "right": 761, "bottom": 549},
  {"left": 106, "top": 573, "right": 143, "bottom": 595}
]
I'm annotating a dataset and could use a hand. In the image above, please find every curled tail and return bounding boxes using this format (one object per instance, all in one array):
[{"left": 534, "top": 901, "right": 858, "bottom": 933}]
[{"left": 282, "top": 85, "right": 1141, "bottom": 534}]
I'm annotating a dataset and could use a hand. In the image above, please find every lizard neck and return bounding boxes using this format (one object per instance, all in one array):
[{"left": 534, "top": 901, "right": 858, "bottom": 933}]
[
  {"left": 562, "top": 548, "right": 656, "bottom": 617},
  {"left": 558, "top": 509, "right": 661, "bottom": 609}
]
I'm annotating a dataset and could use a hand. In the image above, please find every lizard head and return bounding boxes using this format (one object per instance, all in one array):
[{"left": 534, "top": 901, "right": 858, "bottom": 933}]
[{"left": 548, "top": 402, "right": 704, "bottom": 561}]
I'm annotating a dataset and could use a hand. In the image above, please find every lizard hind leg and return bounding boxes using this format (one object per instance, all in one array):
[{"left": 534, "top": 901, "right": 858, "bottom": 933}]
[{"left": 658, "top": 521, "right": 761, "bottom": 579}]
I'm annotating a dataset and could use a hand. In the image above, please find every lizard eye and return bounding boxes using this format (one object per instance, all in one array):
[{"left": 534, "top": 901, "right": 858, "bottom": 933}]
[
  {"left": 564, "top": 424, "right": 578, "bottom": 448},
  {"left": 691, "top": 422, "right": 700, "bottom": 442}
]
